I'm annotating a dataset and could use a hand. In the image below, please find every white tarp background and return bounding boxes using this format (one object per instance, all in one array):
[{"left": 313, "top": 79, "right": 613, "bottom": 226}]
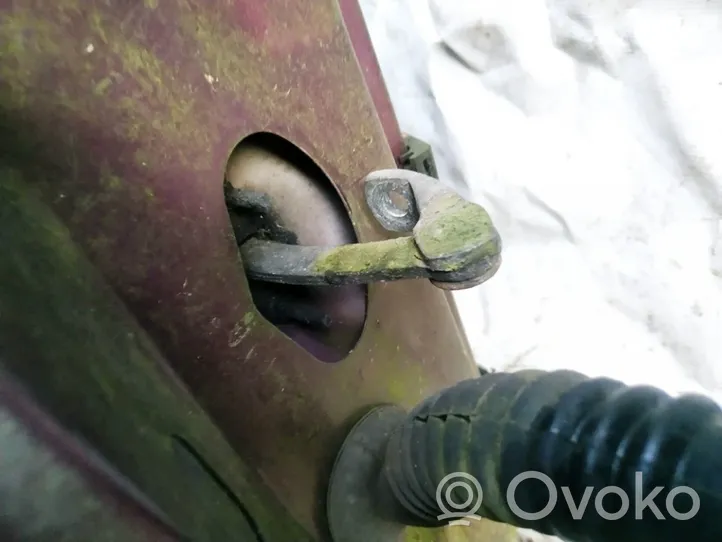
[{"left": 359, "top": 0, "right": 722, "bottom": 404}]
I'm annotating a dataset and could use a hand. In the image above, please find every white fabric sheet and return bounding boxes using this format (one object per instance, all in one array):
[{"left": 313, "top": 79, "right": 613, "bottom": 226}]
[{"left": 360, "top": 0, "right": 722, "bottom": 403}]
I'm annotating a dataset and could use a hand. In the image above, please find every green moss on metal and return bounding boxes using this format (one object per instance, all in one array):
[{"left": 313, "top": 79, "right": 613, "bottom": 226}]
[
  {"left": 177, "top": 2, "right": 383, "bottom": 179},
  {"left": 102, "top": 174, "right": 123, "bottom": 191},
  {"left": 406, "top": 527, "right": 442, "bottom": 541},
  {"left": 405, "top": 523, "right": 519, "bottom": 542},
  {"left": 93, "top": 76, "right": 113, "bottom": 96},
  {"left": 311, "top": 195, "right": 499, "bottom": 278},
  {"left": 415, "top": 195, "right": 497, "bottom": 268},
  {"left": 313, "top": 236, "right": 421, "bottom": 275},
  {"left": 1, "top": 2, "right": 212, "bottom": 172}
]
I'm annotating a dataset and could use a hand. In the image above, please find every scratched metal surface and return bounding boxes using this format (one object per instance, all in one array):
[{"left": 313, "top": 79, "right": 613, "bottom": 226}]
[{"left": 0, "top": 0, "right": 483, "bottom": 539}]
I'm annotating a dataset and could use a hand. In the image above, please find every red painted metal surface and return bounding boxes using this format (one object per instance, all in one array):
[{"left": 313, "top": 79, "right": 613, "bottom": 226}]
[
  {"left": 337, "top": 0, "right": 406, "bottom": 161},
  {"left": 0, "top": 0, "right": 478, "bottom": 538}
]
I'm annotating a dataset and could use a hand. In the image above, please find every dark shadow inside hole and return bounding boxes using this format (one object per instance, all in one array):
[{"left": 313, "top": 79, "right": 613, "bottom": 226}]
[{"left": 225, "top": 132, "right": 367, "bottom": 363}]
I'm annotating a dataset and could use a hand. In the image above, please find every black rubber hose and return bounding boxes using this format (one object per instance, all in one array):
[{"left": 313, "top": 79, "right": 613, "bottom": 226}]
[{"left": 381, "top": 370, "right": 722, "bottom": 542}]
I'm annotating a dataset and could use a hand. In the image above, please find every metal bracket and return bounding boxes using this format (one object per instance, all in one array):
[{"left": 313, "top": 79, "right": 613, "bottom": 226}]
[{"left": 234, "top": 169, "right": 502, "bottom": 290}]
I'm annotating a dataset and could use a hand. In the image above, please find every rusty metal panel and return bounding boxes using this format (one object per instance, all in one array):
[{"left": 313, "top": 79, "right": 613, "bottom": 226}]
[{"left": 0, "top": 1, "right": 489, "bottom": 539}]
